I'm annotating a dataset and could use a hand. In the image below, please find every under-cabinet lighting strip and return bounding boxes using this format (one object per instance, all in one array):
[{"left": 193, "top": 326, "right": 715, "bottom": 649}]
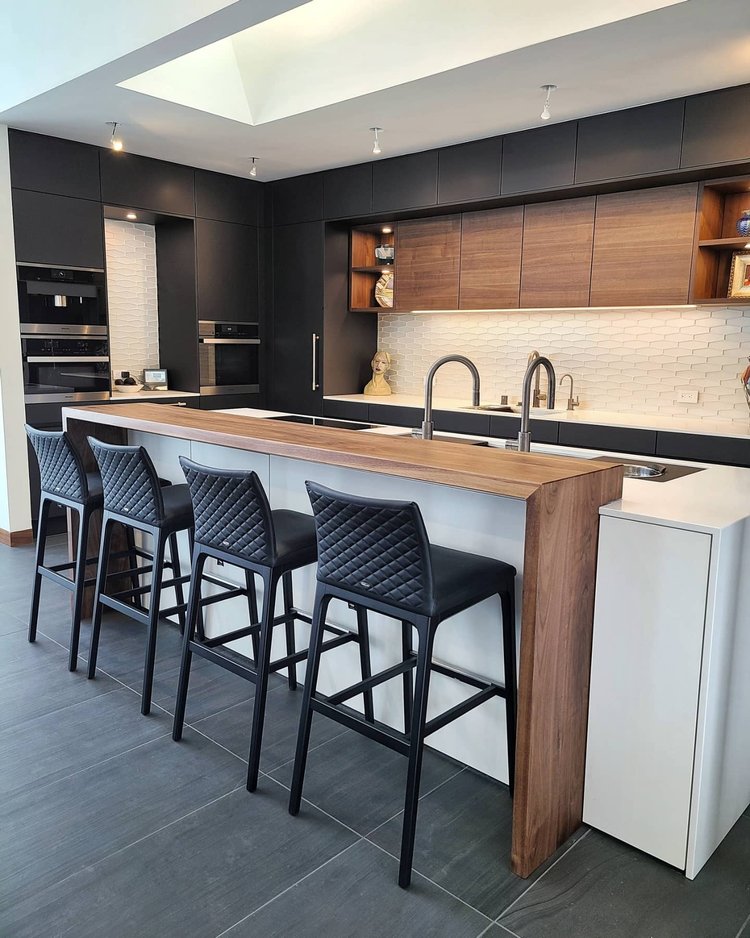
[{"left": 402, "top": 305, "right": 701, "bottom": 314}]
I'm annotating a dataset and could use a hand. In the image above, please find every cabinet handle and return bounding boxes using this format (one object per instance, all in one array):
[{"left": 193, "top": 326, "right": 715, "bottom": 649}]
[{"left": 311, "top": 333, "right": 320, "bottom": 391}]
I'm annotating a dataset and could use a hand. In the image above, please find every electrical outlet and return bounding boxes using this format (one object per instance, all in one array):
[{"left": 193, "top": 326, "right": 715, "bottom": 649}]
[{"left": 676, "top": 388, "right": 700, "bottom": 404}]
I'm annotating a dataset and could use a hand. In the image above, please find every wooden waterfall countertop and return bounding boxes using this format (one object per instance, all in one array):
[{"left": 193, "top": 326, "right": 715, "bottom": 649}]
[
  {"left": 64, "top": 402, "right": 623, "bottom": 882},
  {"left": 65, "top": 403, "right": 620, "bottom": 501}
]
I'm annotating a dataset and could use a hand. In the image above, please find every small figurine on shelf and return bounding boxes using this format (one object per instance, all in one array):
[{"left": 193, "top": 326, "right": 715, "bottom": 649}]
[{"left": 363, "top": 350, "right": 392, "bottom": 396}]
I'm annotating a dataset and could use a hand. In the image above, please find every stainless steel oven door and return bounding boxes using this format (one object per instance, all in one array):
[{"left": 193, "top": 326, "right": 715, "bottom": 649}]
[
  {"left": 199, "top": 337, "right": 260, "bottom": 394},
  {"left": 22, "top": 335, "right": 111, "bottom": 403}
]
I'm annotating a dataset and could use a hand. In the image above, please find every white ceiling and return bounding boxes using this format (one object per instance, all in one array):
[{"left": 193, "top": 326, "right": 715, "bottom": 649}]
[{"left": 2, "top": 0, "right": 750, "bottom": 182}]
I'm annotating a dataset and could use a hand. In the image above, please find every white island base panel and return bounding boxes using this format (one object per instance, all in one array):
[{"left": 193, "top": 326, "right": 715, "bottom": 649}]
[
  {"left": 129, "top": 430, "right": 526, "bottom": 784},
  {"left": 584, "top": 509, "right": 750, "bottom": 879}
]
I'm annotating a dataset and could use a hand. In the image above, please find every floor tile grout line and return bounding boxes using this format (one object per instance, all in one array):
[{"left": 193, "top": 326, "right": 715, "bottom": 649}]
[
  {"left": 493, "top": 827, "right": 592, "bottom": 923},
  {"left": 32, "top": 784, "right": 247, "bottom": 899},
  {"left": 212, "top": 839, "right": 364, "bottom": 938},
  {"left": 363, "top": 764, "right": 467, "bottom": 839},
  {"left": 494, "top": 924, "right": 522, "bottom": 938},
  {"left": 262, "top": 772, "right": 364, "bottom": 839},
  {"left": 366, "top": 839, "right": 494, "bottom": 925},
  {"left": 734, "top": 909, "right": 750, "bottom": 938}
]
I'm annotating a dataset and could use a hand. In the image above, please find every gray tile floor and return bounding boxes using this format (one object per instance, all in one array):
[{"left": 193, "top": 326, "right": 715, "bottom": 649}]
[{"left": 2, "top": 536, "right": 750, "bottom": 938}]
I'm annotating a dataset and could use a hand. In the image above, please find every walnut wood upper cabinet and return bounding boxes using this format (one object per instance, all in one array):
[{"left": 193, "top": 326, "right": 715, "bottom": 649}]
[
  {"left": 589, "top": 183, "right": 699, "bottom": 306},
  {"left": 520, "top": 197, "right": 595, "bottom": 308},
  {"left": 395, "top": 215, "right": 461, "bottom": 310},
  {"left": 459, "top": 207, "right": 522, "bottom": 308}
]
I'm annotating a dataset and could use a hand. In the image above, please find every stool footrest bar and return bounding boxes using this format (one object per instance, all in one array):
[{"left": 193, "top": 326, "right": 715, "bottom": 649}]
[
  {"left": 189, "top": 641, "right": 257, "bottom": 683},
  {"left": 424, "top": 685, "right": 501, "bottom": 737},
  {"left": 326, "top": 658, "right": 416, "bottom": 707},
  {"left": 203, "top": 623, "right": 260, "bottom": 646},
  {"left": 269, "top": 631, "right": 355, "bottom": 673},
  {"left": 311, "top": 698, "right": 410, "bottom": 756}
]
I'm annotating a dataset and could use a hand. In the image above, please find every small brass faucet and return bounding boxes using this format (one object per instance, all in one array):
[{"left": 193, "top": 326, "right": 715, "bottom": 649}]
[{"left": 560, "top": 373, "right": 580, "bottom": 411}]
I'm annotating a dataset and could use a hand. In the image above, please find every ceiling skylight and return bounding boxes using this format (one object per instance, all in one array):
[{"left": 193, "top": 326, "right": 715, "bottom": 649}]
[{"left": 118, "top": 0, "right": 685, "bottom": 126}]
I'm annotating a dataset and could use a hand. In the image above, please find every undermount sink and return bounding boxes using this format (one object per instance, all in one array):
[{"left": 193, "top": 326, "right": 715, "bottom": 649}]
[{"left": 462, "top": 404, "right": 569, "bottom": 415}]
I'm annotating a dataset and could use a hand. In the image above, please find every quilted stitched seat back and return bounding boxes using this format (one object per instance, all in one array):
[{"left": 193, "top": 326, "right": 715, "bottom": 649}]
[
  {"left": 25, "top": 425, "right": 87, "bottom": 501},
  {"left": 88, "top": 437, "right": 164, "bottom": 524},
  {"left": 306, "top": 481, "right": 435, "bottom": 615},
  {"left": 180, "top": 457, "right": 276, "bottom": 564}
]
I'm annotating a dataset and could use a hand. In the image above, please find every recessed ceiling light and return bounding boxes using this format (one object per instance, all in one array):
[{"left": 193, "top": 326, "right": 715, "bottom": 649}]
[{"left": 126, "top": 212, "right": 137, "bottom": 220}]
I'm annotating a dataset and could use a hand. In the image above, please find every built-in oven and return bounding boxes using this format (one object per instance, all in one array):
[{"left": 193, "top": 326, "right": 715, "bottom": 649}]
[
  {"left": 17, "top": 264, "right": 107, "bottom": 334},
  {"left": 21, "top": 333, "right": 111, "bottom": 403},
  {"left": 199, "top": 320, "right": 260, "bottom": 395}
]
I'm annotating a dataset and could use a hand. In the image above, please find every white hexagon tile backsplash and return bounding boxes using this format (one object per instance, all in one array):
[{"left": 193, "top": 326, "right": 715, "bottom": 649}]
[
  {"left": 104, "top": 219, "right": 160, "bottom": 383},
  {"left": 378, "top": 307, "right": 750, "bottom": 423}
]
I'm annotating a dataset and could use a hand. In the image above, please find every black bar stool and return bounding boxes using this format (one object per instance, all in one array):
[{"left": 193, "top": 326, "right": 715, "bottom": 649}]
[
  {"left": 172, "top": 458, "right": 373, "bottom": 793},
  {"left": 25, "top": 426, "right": 105, "bottom": 672},
  {"left": 289, "top": 481, "right": 517, "bottom": 889},
  {"left": 87, "top": 438, "right": 194, "bottom": 715}
]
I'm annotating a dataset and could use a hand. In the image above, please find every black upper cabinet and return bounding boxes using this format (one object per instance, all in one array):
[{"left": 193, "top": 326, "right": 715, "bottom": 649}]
[
  {"left": 269, "top": 221, "right": 324, "bottom": 414},
  {"left": 438, "top": 137, "right": 502, "bottom": 204},
  {"left": 196, "top": 219, "right": 259, "bottom": 323},
  {"left": 195, "top": 169, "right": 262, "bottom": 226},
  {"left": 323, "top": 163, "right": 372, "bottom": 218},
  {"left": 272, "top": 173, "right": 324, "bottom": 226},
  {"left": 372, "top": 152, "right": 438, "bottom": 213},
  {"left": 681, "top": 84, "right": 750, "bottom": 168},
  {"left": 100, "top": 151, "right": 195, "bottom": 215},
  {"left": 9, "top": 130, "right": 101, "bottom": 201},
  {"left": 12, "top": 189, "right": 104, "bottom": 268},
  {"left": 575, "top": 100, "right": 684, "bottom": 183},
  {"left": 501, "top": 122, "right": 577, "bottom": 195}
]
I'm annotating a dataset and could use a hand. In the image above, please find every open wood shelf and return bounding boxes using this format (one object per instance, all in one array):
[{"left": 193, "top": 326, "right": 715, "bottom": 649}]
[
  {"left": 698, "top": 237, "right": 750, "bottom": 249},
  {"left": 350, "top": 225, "right": 395, "bottom": 312},
  {"left": 692, "top": 177, "right": 750, "bottom": 302}
]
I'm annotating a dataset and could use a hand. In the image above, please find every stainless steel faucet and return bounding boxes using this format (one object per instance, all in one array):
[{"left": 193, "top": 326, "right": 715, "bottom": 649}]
[
  {"left": 421, "top": 354, "right": 481, "bottom": 440},
  {"left": 527, "top": 350, "right": 546, "bottom": 407},
  {"left": 560, "top": 373, "right": 580, "bottom": 411},
  {"left": 517, "top": 356, "right": 556, "bottom": 452}
]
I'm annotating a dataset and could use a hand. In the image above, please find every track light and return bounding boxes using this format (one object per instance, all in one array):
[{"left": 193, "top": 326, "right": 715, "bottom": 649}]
[
  {"left": 107, "top": 121, "right": 123, "bottom": 151},
  {"left": 249, "top": 157, "right": 258, "bottom": 178},
  {"left": 540, "top": 85, "right": 557, "bottom": 122},
  {"left": 370, "top": 127, "right": 382, "bottom": 156}
]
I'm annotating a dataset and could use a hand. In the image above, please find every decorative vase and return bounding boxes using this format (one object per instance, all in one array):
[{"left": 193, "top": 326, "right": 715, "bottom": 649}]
[{"left": 736, "top": 211, "right": 750, "bottom": 237}]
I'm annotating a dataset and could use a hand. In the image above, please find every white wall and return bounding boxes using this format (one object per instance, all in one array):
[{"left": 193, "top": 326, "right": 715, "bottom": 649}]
[
  {"left": 0, "top": 125, "right": 31, "bottom": 534},
  {"left": 379, "top": 306, "right": 750, "bottom": 423}
]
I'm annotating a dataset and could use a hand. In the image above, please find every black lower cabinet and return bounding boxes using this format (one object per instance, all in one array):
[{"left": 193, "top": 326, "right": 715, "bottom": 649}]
[
  {"left": 489, "top": 414, "right": 559, "bottom": 444},
  {"left": 368, "top": 404, "right": 421, "bottom": 429},
  {"left": 558, "top": 423, "right": 657, "bottom": 455},
  {"left": 199, "top": 394, "right": 261, "bottom": 410},
  {"left": 322, "top": 399, "right": 369, "bottom": 422},
  {"left": 432, "top": 409, "right": 490, "bottom": 436},
  {"left": 656, "top": 431, "right": 750, "bottom": 467}
]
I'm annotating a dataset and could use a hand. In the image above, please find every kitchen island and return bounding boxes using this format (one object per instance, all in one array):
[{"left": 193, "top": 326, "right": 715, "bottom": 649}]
[{"left": 64, "top": 402, "right": 622, "bottom": 879}]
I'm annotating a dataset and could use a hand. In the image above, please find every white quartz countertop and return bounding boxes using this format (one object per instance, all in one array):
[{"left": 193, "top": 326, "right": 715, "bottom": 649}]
[
  {"left": 325, "top": 394, "right": 750, "bottom": 440},
  {"left": 109, "top": 389, "right": 200, "bottom": 402},
  {"left": 215, "top": 406, "right": 750, "bottom": 533}
]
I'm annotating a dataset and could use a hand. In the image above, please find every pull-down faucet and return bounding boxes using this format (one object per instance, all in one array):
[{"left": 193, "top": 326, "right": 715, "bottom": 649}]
[
  {"left": 527, "top": 350, "right": 546, "bottom": 408},
  {"left": 518, "top": 356, "right": 556, "bottom": 452},
  {"left": 421, "top": 355, "right": 481, "bottom": 440}
]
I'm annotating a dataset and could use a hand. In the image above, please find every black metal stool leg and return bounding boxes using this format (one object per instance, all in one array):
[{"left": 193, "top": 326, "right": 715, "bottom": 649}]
[
  {"left": 88, "top": 515, "right": 115, "bottom": 679},
  {"left": 173, "top": 550, "right": 207, "bottom": 741},
  {"left": 500, "top": 583, "right": 517, "bottom": 796},
  {"left": 399, "top": 619, "right": 435, "bottom": 889},
  {"left": 401, "top": 620, "right": 414, "bottom": 736},
  {"left": 124, "top": 524, "right": 140, "bottom": 598},
  {"left": 289, "top": 587, "right": 333, "bottom": 815},
  {"left": 245, "top": 570, "right": 259, "bottom": 662},
  {"left": 67, "top": 505, "right": 89, "bottom": 672},
  {"left": 356, "top": 606, "right": 375, "bottom": 722},
  {"left": 168, "top": 532, "right": 186, "bottom": 633},
  {"left": 282, "top": 570, "right": 297, "bottom": 690},
  {"left": 28, "top": 496, "right": 50, "bottom": 644},
  {"left": 141, "top": 528, "right": 167, "bottom": 716},
  {"left": 246, "top": 572, "right": 281, "bottom": 792}
]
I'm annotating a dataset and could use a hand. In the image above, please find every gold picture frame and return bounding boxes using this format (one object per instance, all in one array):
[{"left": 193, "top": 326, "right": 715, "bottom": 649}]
[{"left": 728, "top": 250, "right": 750, "bottom": 298}]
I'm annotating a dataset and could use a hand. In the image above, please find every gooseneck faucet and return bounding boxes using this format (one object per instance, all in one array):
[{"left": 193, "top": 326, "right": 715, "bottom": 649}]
[
  {"left": 528, "top": 350, "right": 546, "bottom": 407},
  {"left": 421, "top": 354, "right": 481, "bottom": 440},
  {"left": 560, "top": 373, "right": 580, "bottom": 411},
  {"left": 518, "top": 356, "right": 556, "bottom": 452}
]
